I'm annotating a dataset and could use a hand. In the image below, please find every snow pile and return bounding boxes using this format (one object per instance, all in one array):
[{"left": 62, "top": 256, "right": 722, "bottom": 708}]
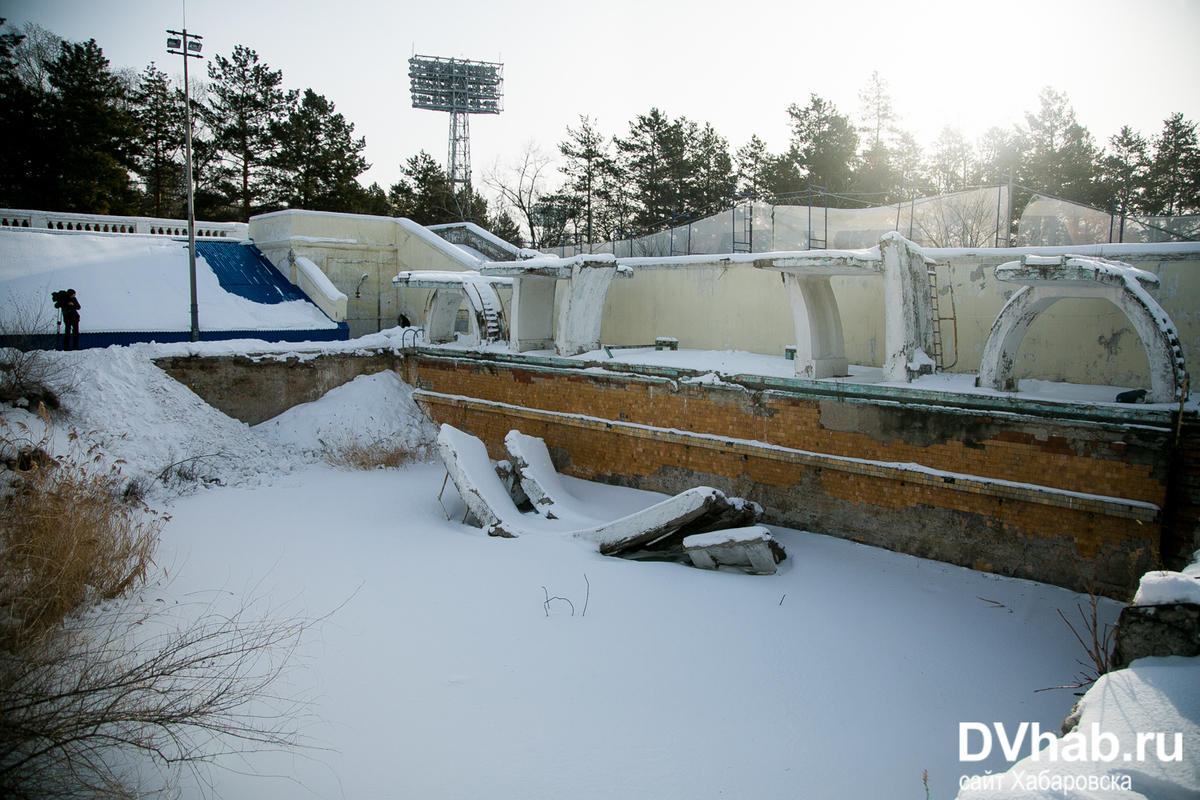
[
  {"left": 46, "top": 344, "right": 292, "bottom": 490},
  {"left": 1131, "top": 570, "right": 1200, "bottom": 606},
  {"left": 255, "top": 371, "right": 436, "bottom": 461},
  {"left": 956, "top": 657, "right": 1200, "bottom": 800},
  {"left": 0, "top": 228, "right": 337, "bottom": 332},
  {"left": 0, "top": 341, "right": 434, "bottom": 495},
  {"left": 956, "top": 560, "right": 1200, "bottom": 800}
]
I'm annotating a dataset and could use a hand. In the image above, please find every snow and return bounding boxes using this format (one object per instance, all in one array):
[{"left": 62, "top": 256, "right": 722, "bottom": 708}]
[
  {"left": 0, "top": 228, "right": 339, "bottom": 332},
  {"left": 908, "top": 347, "right": 938, "bottom": 372},
  {"left": 1131, "top": 571, "right": 1200, "bottom": 606},
  {"left": 255, "top": 371, "right": 436, "bottom": 461},
  {"left": 683, "top": 527, "right": 774, "bottom": 548},
  {"left": 955, "top": 656, "right": 1200, "bottom": 800},
  {"left": 293, "top": 255, "right": 348, "bottom": 304},
  {"left": 552, "top": 345, "right": 1198, "bottom": 410},
  {"left": 5, "top": 342, "right": 1197, "bottom": 800}
]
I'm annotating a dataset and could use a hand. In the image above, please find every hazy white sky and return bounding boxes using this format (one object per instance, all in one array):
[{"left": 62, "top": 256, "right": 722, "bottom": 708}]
[{"left": 5, "top": 0, "right": 1200, "bottom": 194}]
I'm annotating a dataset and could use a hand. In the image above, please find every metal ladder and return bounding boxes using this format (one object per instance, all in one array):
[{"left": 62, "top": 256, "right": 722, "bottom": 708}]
[
  {"left": 731, "top": 196, "right": 753, "bottom": 253},
  {"left": 926, "top": 267, "right": 957, "bottom": 371},
  {"left": 463, "top": 280, "right": 507, "bottom": 344}
]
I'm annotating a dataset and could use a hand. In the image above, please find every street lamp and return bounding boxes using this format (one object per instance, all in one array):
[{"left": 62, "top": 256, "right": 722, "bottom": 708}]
[{"left": 167, "top": 28, "right": 203, "bottom": 342}]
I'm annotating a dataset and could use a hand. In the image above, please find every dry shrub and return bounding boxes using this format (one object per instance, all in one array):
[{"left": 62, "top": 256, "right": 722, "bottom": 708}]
[
  {"left": 0, "top": 431, "right": 160, "bottom": 654},
  {"left": 0, "top": 291, "right": 77, "bottom": 413},
  {"left": 0, "top": 414, "right": 324, "bottom": 799},
  {"left": 321, "top": 434, "right": 417, "bottom": 470}
]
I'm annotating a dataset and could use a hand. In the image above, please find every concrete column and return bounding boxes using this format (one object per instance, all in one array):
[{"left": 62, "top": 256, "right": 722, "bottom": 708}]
[
  {"left": 979, "top": 282, "right": 1185, "bottom": 403},
  {"left": 880, "top": 232, "right": 936, "bottom": 382},
  {"left": 509, "top": 277, "right": 556, "bottom": 352},
  {"left": 555, "top": 261, "right": 621, "bottom": 356},
  {"left": 424, "top": 287, "right": 467, "bottom": 344},
  {"left": 783, "top": 274, "right": 849, "bottom": 379}
]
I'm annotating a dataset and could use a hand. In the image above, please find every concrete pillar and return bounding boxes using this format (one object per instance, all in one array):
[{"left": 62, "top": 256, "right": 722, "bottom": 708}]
[
  {"left": 979, "top": 282, "right": 1185, "bottom": 403},
  {"left": 424, "top": 287, "right": 467, "bottom": 344},
  {"left": 555, "top": 261, "right": 622, "bottom": 356},
  {"left": 879, "top": 232, "right": 936, "bottom": 382},
  {"left": 509, "top": 277, "right": 556, "bottom": 352},
  {"left": 783, "top": 274, "right": 849, "bottom": 379}
]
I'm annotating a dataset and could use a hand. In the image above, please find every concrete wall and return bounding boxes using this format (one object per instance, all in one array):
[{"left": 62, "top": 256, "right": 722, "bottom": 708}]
[
  {"left": 599, "top": 243, "right": 1200, "bottom": 390},
  {"left": 156, "top": 345, "right": 1197, "bottom": 594},
  {"left": 249, "top": 210, "right": 515, "bottom": 340},
  {"left": 409, "top": 351, "right": 1186, "bottom": 597},
  {"left": 155, "top": 351, "right": 402, "bottom": 425},
  {"left": 244, "top": 210, "right": 1198, "bottom": 391}
]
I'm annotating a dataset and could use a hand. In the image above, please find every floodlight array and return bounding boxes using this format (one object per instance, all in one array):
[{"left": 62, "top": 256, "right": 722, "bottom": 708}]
[{"left": 409, "top": 55, "right": 503, "bottom": 114}]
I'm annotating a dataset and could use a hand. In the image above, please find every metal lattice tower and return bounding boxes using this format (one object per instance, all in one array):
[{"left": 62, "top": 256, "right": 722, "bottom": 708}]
[{"left": 409, "top": 55, "right": 504, "bottom": 192}]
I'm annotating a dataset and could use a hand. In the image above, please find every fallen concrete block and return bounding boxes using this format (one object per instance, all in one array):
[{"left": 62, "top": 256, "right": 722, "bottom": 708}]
[{"left": 683, "top": 527, "right": 781, "bottom": 575}]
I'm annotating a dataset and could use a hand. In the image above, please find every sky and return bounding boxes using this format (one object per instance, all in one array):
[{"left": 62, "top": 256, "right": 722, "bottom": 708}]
[{"left": 4, "top": 0, "right": 1200, "bottom": 199}]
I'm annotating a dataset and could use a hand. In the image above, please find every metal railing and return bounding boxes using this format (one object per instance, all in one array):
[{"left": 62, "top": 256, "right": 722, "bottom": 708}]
[{"left": 0, "top": 208, "right": 248, "bottom": 240}]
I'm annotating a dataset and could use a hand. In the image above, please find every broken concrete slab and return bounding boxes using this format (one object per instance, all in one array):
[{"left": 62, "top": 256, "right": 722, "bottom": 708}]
[
  {"left": 437, "top": 424, "right": 745, "bottom": 555},
  {"left": 683, "top": 526, "right": 781, "bottom": 575}
]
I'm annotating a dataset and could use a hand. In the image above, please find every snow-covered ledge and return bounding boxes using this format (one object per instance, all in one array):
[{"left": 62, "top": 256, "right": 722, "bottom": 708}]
[
  {"left": 977, "top": 255, "right": 1188, "bottom": 403},
  {"left": 480, "top": 254, "right": 633, "bottom": 356},
  {"left": 757, "top": 233, "right": 936, "bottom": 381},
  {"left": 291, "top": 255, "right": 348, "bottom": 322}
]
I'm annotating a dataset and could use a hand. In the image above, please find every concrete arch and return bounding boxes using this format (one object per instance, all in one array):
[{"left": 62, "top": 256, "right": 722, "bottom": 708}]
[{"left": 978, "top": 270, "right": 1186, "bottom": 403}]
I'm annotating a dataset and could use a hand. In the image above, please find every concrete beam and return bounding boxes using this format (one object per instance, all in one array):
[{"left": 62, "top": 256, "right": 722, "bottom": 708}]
[{"left": 481, "top": 254, "right": 633, "bottom": 356}]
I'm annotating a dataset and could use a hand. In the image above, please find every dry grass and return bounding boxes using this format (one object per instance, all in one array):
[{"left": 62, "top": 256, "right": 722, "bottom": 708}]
[
  {"left": 0, "top": 413, "right": 324, "bottom": 799},
  {"left": 320, "top": 434, "right": 419, "bottom": 470},
  {"left": 0, "top": 416, "right": 163, "bottom": 653}
]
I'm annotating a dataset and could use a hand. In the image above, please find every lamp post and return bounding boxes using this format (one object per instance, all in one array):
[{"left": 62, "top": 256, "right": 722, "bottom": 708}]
[{"left": 167, "top": 28, "right": 203, "bottom": 342}]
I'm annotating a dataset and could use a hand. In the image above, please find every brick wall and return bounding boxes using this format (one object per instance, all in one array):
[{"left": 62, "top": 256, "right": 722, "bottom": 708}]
[{"left": 411, "top": 353, "right": 1176, "bottom": 597}]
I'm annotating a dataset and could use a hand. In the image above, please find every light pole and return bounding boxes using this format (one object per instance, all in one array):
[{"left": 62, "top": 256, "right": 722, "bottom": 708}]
[{"left": 167, "top": 28, "right": 203, "bottom": 342}]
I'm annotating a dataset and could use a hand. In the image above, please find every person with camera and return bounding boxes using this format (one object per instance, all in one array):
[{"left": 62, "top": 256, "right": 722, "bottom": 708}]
[{"left": 53, "top": 289, "right": 81, "bottom": 351}]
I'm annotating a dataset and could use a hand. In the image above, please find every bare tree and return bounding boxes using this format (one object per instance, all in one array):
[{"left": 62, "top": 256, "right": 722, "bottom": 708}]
[
  {"left": 484, "top": 140, "right": 556, "bottom": 247},
  {"left": 911, "top": 189, "right": 999, "bottom": 248},
  {"left": 8, "top": 21, "right": 62, "bottom": 92}
]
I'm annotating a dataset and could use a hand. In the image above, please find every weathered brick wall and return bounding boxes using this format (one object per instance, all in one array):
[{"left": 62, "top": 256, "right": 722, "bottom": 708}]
[
  {"left": 157, "top": 351, "right": 402, "bottom": 425},
  {"left": 411, "top": 353, "right": 1176, "bottom": 597}
]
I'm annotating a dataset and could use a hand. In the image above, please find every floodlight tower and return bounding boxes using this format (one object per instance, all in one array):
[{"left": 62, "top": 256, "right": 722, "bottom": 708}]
[{"left": 408, "top": 55, "right": 504, "bottom": 191}]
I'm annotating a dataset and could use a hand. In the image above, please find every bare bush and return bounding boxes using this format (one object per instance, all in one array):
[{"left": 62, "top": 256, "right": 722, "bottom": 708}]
[
  {"left": 0, "top": 291, "right": 76, "bottom": 413},
  {"left": 0, "top": 589, "right": 322, "bottom": 799},
  {"left": 0, "top": 418, "right": 160, "bottom": 652},
  {"left": 321, "top": 434, "right": 418, "bottom": 470},
  {"left": 0, "top": 415, "right": 324, "bottom": 799}
]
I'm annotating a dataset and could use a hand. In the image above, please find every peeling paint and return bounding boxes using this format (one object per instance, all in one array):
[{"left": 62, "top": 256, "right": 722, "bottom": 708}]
[{"left": 1098, "top": 328, "right": 1129, "bottom": 361}]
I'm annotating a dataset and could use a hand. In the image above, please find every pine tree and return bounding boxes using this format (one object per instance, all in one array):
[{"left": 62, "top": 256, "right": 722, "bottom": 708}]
[
  {"left": 129, "top": 63, "right": 185, "bottom": 218},
  {"left": 615, "top": 108, "right": 685, "bottom": 229},
  {"left": 270, "top": 88, "right": 369, "bottom": 212},
  {"left": 929, "top": 125, "right": 972, "bottom": 194},
  {"left": 734, "top": 135, "right": 771, "bottom": 197},
  {"left": 1017, "top": 87, "right": 1104, "bottom": 206},
  {"left": 389, "top": 151, "right": 490, "bottom": 227},
  {"left": 686, "top": 122, "right": 734, "bottom": 214},
  {"left": 204, "top": 45, "right": 295, "bottom": 221},
  {"left": 853, "top": 72, "right": 901, "bottom": 201},
  {"left": 785, "top": 95, "right": 859, "bottom": 198},
  {"left": 971, "top": 125, "right": 1021, "bottom": 186},
  {"left": 558, "top": 115, "right": 612, "bottom": 246},
  {"left": 0, "top": 20, "right": 47, "bottom": 209},
  {"left": 1101, "top": 126, "right": 1150, "bottom": 213},
  {"left": 857, "top": 71, "right": 896, "bottom": 154},
  {"left": 1144, "top": 113, "right": 1200, "bottom": 216},
  {"left": 44, "top": 39, "right": 141, "bottom": 214}
]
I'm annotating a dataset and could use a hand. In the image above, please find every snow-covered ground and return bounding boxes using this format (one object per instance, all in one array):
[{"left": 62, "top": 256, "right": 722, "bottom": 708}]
[{"left": 3, "top": 341, "right": 1196, "bottom": 800}]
